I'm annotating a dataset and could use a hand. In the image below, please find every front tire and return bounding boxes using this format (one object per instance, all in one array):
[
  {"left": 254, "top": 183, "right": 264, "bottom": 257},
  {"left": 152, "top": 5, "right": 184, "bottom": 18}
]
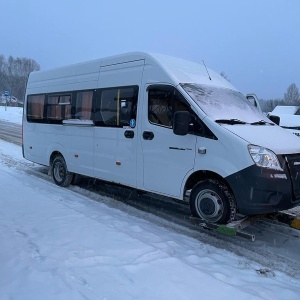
[
  {"left": 190, "top": 179, "right": 236, "bottom": 224},
  {"left": 52, "top": 155, "right": 73, "bottom": 187}
]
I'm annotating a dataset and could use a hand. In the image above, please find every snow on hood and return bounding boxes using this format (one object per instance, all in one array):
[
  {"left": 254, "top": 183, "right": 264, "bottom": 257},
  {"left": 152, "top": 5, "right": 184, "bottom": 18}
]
[{"left": 223, "top": 124, "right": 300, "bottom": 154}]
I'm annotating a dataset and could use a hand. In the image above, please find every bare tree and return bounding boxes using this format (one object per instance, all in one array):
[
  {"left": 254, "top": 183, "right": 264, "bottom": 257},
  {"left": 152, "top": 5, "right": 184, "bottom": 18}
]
[
  {"left": 262, "top": 98, "right": 285, "bottom": 113},
  {"left": 284, "top": 83, "right": 300, "bottom": 105},
  {"left": 4, "top": 55, "right": 40, "bottom": 101},
  {"left": 0, "top": 55, "right": 7, "bottom": 94},
  {"left": 0, "top": 55, "right": 5, "bottom": 72}
]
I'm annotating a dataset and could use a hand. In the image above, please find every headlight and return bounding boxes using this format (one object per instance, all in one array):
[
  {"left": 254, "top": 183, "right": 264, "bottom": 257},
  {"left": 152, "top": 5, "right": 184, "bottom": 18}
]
[{"left": 248, "top": 145, "right": 283, "bottom": 171}]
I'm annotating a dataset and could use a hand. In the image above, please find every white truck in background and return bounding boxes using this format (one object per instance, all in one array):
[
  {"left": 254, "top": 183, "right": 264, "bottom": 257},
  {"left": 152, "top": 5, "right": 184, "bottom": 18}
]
[
  {"left": 267, "top": 106, "right": 300, "bottom": 137},
  {"left": 246, "top": 94, "right": 300, "bottom": 137}
]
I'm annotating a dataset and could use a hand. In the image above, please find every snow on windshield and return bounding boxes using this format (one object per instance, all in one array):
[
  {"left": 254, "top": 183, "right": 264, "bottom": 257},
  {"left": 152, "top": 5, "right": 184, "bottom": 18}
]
[{"left": 181, "top": 83, "right": 269, "bottom": 123}]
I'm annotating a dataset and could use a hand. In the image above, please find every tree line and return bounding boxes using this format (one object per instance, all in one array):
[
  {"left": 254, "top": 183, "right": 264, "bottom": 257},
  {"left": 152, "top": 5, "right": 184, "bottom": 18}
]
[
  {"left": 220, "top": 72, "right": 300, "bottom": 113},
  {"left": 259, "top": 83, "right": 300, "bottom": 113},
  {"left": 0, "top": 54, "right": 40, "bottom": 102}
]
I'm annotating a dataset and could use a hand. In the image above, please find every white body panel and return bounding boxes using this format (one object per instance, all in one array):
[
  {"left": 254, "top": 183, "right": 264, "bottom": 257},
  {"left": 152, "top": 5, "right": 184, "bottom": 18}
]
[
  {"left": 192, "top": 117, "right": 254, "bottom": 178},
  {"left": 222, "top": 124, "right": 300, "bottom": 155},
  {"left": 93, "top": 127, "right": 138, "bottom": 187},
  {"left": 140, "top": 114, "right": 197, "bottom": 197}
]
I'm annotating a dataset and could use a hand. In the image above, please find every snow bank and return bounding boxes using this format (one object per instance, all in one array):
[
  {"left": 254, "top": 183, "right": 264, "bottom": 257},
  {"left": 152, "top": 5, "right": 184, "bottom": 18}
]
[
  {"left": 0, "top": 106, "right": 23, "bottom": 124},
  {"left": 0, "top": 107, "right": 300, "bottom": 299}
]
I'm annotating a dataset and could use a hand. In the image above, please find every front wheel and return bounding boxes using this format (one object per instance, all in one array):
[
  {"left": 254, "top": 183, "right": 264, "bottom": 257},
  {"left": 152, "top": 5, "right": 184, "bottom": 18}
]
[
  {"left": 52, "top": 155, "right": 73, "bottom": 187},
  {"left": 190, "top": 179, "right": 236, "bottom": 224}
]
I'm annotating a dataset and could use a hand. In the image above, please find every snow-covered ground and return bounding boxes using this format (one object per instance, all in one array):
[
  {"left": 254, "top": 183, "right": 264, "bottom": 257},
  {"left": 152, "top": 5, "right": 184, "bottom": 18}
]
[
  {"left": 0, "top": 106, "right": 23, "bottom": 124},
  {"left": 1, "top": 107, "right": 300, "bottom": 299}
]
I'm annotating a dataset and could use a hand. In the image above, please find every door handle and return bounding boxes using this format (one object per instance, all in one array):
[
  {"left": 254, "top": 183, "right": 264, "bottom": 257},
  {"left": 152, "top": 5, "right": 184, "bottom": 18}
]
[
  {"left": 143, "top": 131, "right": 154, "bottom": 140},
  {"left": 124, "top": 130, "right": 134, "bottom": 138}
]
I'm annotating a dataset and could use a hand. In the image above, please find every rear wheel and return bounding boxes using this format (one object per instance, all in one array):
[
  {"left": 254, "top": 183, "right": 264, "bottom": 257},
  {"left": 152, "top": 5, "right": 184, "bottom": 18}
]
[
  {"left": 190, "top": 179, "right": 236, "bottom": 224},
  {"left": 52, "top": 155, "right": 73, "bottom": 187}
]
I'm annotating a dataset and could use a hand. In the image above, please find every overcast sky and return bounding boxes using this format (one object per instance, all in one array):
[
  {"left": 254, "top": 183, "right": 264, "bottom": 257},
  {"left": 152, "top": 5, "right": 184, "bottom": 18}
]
[{"left": 1, "top": 0, "right": 299, "bottom": 99}]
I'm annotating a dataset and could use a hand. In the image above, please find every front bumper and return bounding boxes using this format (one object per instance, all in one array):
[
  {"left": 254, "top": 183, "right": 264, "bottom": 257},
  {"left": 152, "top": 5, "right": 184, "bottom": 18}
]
[{"left": 226, "top": 156, "right": 300, "bottom": 215}]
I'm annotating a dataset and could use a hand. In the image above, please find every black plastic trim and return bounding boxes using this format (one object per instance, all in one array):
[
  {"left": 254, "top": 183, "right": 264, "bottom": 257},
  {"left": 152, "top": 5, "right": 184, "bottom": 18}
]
[{"left": 226, "top": 162, "right": 300, "bottom": 215}]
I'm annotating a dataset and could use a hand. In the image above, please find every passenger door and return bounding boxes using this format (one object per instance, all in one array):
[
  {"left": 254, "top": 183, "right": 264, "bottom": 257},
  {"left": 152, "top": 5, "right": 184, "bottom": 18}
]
[
  {"left": 93, "top": 86, "right": 139, "bottom": 187},
  {"left": 140, "top": 85, "right": 197, "bottom": 198}
]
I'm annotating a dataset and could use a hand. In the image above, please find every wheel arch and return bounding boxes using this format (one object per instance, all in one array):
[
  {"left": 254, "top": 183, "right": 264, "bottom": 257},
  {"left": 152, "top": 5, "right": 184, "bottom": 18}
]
[
  {"left": 46, "top": 142, "right": 66, "bottom": 167},
  {"left": 183, "top": 170, "right": 237, "bottom": 207}
]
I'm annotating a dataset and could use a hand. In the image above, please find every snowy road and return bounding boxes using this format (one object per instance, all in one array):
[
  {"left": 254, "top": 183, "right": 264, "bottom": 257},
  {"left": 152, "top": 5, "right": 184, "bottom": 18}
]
[
  {"left": 0, "top": 119, "right": 22, "bottom": 145},
  {"left": 1, "top": 138, "right": 300, "bottom": 300},
  {"left": 1, "top": 119, "right": 300, "bottom": 279}
]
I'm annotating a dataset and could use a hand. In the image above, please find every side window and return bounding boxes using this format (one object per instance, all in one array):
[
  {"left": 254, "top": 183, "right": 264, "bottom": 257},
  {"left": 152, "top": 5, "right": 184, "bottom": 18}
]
[
  {"left": 148, "top": 86, "right": 189, "bottom": 127},
  {"left": 74, "top": 91, "right": 93, "bottom": 120},
  {"left": 148, "top": 85, "right": 217, "bottom": 139},
  {"left": 96, "top": 86, "right": 138, "bottom": 127},
  {"left": 47, "top": 94, "right": 71, "bottom": 123},
  {"left": 27, "top": 94, "right": 45, "bottom": 122}
]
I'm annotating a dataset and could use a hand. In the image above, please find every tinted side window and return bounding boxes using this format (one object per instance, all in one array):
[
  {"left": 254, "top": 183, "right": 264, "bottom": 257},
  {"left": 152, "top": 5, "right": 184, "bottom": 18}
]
[
  {"left": 95, "top": 86, "right": 138, "bottom": 127},
  {"left": 74, "top": 91, "right": 93, "bottom": 120},
  {"left": 148, "top": 85, "right": 217, "bottom": 139},
  {"left": 148, "top": 86, "right": 189, "bottom": 127},
  {"left": 27, "top": 94, "right": 45, "bottom": 122},
  {"left": 47, "top": 94, "right": 71, "bottom": 123}
]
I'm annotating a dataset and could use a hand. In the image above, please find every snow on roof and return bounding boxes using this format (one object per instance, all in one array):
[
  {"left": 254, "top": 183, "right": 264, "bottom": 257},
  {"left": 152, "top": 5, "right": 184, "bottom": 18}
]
[
  {"left": 278, "top": 114, "right": 300, "bottom": 128},
  {"left": 269, "top": 106, "right": 300, "bottom": 127},
  {"left": 150, "top": 53, "right": 236, "bottom": 90},
  {"left": 28, "top": 52, "right": 236, "bottom": 92},
  {"left": 271, "top": 105, "right": 300, "bottom": 115}
]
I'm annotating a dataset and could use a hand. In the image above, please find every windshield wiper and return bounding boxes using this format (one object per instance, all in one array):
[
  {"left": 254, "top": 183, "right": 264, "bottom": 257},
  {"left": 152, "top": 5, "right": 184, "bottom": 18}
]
[
  {"left": 250, "top": 120, "right": 274, "bottom": 126},
  {"left": 282, "top": 126, "right": 300, "bottom": 130},
  {"left": 215, "top": 119, "right": 248, "bottom": 125}
]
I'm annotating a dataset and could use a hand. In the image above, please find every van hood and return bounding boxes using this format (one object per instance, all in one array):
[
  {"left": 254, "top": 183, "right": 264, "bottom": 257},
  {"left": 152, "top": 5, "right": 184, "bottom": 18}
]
[{"left": 223, "top": 124, "right": 300, "bottom": 154}]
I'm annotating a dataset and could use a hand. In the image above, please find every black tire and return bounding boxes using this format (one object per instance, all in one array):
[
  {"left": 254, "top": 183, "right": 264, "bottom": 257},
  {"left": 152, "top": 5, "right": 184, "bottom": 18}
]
[
  {"left": 52, "top": 155, "right": 73, "bottom": 187},
  {"left": 190, "top": 179, "right": 236, "bottom": 224}
]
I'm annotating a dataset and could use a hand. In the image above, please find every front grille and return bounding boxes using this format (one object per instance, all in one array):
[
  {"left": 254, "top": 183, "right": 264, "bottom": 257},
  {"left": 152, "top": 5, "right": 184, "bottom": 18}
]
[{"left": 285, "top": 154, "right": 300, "bottom": 200}]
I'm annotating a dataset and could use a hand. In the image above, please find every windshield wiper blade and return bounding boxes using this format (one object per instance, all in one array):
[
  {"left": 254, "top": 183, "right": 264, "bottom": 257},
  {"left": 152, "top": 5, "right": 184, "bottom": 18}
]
[
  {"left": 282, "top": 126, "right": 300, "bottom": 130},
  {"left": 250, "top": 120, "right": 274, "bottom": 126},
  {"left": 215, "top": 119, "right": 248, "bottom": 125}
]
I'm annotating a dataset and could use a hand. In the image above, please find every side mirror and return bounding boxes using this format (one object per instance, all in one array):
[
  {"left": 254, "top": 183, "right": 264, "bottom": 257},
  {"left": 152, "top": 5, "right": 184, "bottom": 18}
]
[
  {"left": 268, "top": 115, "right": 280, "bottom": 125},
  {"left": 246, "top": 93, "right": 262, "bottom": 113},
  {"left": 173, "top": 111, "right": 190, "bottom": 136}
]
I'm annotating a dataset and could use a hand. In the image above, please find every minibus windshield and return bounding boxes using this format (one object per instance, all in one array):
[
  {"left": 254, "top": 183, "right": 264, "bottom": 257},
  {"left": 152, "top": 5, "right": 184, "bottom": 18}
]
[{"left": 180, "top": 83, "right": 270, "bottom": 124}]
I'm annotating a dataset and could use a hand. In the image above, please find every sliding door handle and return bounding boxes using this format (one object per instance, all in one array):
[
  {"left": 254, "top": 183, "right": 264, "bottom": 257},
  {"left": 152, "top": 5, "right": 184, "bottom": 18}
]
[
  {"left": 124, "top": 130, "right": 134, "bottom": 138},
  {"left": 143, "top": 131, "right": 154, "bottom": 140}
]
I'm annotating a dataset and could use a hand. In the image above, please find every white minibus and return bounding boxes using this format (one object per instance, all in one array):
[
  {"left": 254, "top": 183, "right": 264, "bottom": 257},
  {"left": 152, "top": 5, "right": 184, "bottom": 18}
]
[{"left": 23, "top": 52, "right": 300, "bottom": 224}]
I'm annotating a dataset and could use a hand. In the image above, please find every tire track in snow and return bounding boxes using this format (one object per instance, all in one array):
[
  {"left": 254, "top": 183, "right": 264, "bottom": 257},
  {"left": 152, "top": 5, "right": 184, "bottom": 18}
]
[{"left": 1, "top": 123, "right": 300, "bottom": 278}]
